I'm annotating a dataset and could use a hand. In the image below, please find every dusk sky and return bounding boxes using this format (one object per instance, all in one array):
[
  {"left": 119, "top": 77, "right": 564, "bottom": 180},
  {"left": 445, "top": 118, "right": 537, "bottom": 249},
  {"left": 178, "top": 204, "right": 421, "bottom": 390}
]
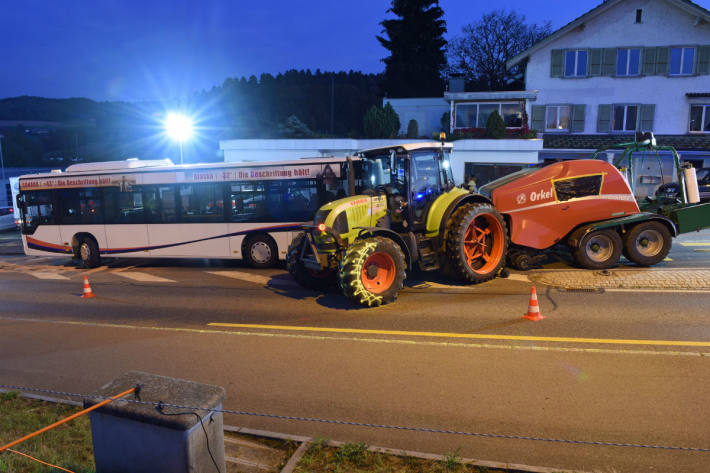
[{"left": 2, "top": 0, "right": 708, "bottom": 102}]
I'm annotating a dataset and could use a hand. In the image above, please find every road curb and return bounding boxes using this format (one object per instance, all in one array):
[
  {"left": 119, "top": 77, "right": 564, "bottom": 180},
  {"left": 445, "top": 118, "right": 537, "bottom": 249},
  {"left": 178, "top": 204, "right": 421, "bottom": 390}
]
[{"left": 225, "top": 425, "right": 591, "bottom": 473}]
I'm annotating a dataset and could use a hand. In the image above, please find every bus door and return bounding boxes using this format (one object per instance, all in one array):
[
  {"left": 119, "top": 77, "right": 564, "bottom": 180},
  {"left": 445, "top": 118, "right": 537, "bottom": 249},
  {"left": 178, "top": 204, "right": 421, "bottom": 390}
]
[
  {"left": 57, "top": 188, "right": 108, "bottom": 251},
  {"left": 18, "top": 190, "right": 62, "bottom": 255},
  {"left": 104, "top": 187, "right": 150, "bottom": 257},
  {"left": 161, "top": 183, "right": 229, "bottom": 257}
]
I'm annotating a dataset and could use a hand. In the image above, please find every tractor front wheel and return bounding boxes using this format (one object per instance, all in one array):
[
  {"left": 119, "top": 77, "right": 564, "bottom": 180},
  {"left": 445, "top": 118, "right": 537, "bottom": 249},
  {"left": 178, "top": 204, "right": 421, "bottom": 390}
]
[
  {"left": 445, "top": 203, "right": 508, "bottom": 284},
  {"left": 339, "top": 237, "right": 406, "bottom": 307},
  {"left": 286, "top": 232, "right": 336, "bottom": 290}
]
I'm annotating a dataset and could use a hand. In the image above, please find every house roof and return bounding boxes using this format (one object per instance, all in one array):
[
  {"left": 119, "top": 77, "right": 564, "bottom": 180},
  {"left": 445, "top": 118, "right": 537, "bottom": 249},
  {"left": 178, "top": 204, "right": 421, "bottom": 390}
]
[
  {"left": 444, "top": 91, "right": 539, "bottom": 102},
  {"left": 506, "top": 0, "right": 710, "bottom": 69}
]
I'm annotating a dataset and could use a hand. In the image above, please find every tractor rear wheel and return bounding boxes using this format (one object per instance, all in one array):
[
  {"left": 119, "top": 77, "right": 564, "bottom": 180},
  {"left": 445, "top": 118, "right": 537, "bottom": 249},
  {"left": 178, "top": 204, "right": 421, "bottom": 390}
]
[
  {"left": 286, "top": 232, "right": 336, "bottom": 290},
  {"left": 573, "top": 229, "right": 622, "bottom": 269},
  {"left": 623, "top": 221, "right": 671, "bottom": 266},
  {"left": 339, "top": 237, "right": 406, "bottom": 307},
  {"left": 445, "top": 203, "right": 508, "bottom": 284}
]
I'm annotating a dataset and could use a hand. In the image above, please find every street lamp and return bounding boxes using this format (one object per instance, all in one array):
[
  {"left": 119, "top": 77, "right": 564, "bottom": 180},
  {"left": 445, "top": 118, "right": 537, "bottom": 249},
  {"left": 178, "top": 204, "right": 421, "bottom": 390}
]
[
  {"left": 164, "top": 113, "right": 193, "bottom": 164},
  {"left": 0, "top": 134, "right": 5, "bottom": 206}
]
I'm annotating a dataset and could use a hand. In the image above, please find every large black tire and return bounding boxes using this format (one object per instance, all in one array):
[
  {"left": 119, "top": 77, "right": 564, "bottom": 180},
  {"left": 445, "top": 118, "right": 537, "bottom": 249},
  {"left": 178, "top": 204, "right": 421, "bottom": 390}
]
[
  {"left": 623, "top": 221, "right": 672, "bottom": 266},
  {"left": 339, "top": 237, "right": 406, "bottom": 307},
  {"left": 286, "top": 232, "right": 336, "bottom": 290},
  {"left": 79, "top": 237, "right": 101, "bottom": 269},
  {"left": 243, "top": 234, "right": 278, "bottom": 268},
  {"left": 445, "top": 203, "right": 508, "bottom": 284},
  {"left": 573, "top": 229, "right": 622, "bottom": 269}
]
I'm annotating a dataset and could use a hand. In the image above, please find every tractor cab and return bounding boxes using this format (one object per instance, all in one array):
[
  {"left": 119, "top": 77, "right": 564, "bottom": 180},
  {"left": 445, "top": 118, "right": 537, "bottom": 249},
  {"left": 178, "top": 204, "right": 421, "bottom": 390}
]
[{"left": 356, "top": 143, "right": 455, "bottom": 232}]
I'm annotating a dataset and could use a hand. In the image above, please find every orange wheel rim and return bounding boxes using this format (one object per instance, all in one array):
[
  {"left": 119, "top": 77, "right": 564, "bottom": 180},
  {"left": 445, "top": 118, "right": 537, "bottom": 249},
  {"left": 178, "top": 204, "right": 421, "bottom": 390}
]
[
  {"left": 361, "top": 252, "right": 396, "bottom": 294},
  {"left": 463, "top": 213, "right": 505, "bottom": 274}
]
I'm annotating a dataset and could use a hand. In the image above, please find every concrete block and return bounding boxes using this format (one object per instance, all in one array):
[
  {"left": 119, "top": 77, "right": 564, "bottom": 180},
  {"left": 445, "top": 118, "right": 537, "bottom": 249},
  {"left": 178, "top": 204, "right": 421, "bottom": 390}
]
[{"left": 85, "top": 371, "right": 226, "bottom": 473}]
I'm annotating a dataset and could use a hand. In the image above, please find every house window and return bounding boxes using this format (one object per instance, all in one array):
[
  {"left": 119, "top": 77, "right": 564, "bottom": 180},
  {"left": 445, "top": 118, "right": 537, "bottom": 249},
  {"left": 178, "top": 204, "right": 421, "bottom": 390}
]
[
  {"left": 690, "top": 105, "right": 710, "bottom": 132},
  {"left": 565, "top": 50, "right": 588, "bottom": 77},
  {"left": 617, "top": 48, "right": 640, "bottom": 76},
  {"left": 454, "top": 102, "right": 523, "bottom": 129},
  {"left": 545, "top": 105, "right": 571, "bottom": 131},
  {"left": 636, "top": 9, "right": 642, "bottom": 23},
  {"left": 670, "top": 47, "right": 695, "bottom": 75},
  {"left": 612, "top": 105, "right": 639, "bottom": 131}
]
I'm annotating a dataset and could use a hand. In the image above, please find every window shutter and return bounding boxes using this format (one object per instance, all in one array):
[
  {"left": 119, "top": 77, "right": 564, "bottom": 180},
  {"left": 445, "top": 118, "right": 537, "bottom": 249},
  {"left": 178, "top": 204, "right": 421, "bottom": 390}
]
[
  {"left": 589, "top": 49, "right": 603, "bottom": 76},
  {"left": 550, "top": 50, "right": 564, "bottom": 77},
  {"left": 640, "top": 104, "right": 655, "bottom": 131},
  {"left": 697, "top": 46, "right": 710, "bottom": 75},
  {"left": 656, "top": 47, "right": 669, "bottom": 74},
  {"left": 571, "top": 105, "right": 586, "bottom": 133},
  {"left": 642, "top": 47, "right": 657, "bottom": 75},
  {"left": 597, "top": 105, "right": 612, "bottom": 132},
  {"left": 531, "top": 105, "right": 545, "bottom": 131},
  {"left": 602, "top": 48, "right": 616, "bottom": 76}
]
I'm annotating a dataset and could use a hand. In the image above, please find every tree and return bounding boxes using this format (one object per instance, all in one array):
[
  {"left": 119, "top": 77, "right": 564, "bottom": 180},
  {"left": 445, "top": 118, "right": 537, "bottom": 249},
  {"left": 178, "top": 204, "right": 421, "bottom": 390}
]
[
  {"left": 377, "top": 0, "right": 447, "bottom": 98},
  {"left": 447, "top": 10, "right": 551, "bottom": 91},
  {"left": 485, "top": 110, "right": 506, "bottom": 138},
  {"left": 363, "top": 103, "right": 401, "bottom": 138},
  {"left": 407, "top": 119, "right": 419, "bottom": 138}
]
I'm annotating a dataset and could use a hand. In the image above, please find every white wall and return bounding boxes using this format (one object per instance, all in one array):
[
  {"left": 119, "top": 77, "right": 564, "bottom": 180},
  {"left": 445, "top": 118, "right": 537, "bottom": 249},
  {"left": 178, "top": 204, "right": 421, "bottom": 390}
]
[
  {"left": 220, "top": 138, "right": 543, "bottom": 185},
  {"left": 383, "top": 98, "right": 449, "bottom": 137},
  {"left": 526, "top": 0, "right": 710, "bottom": 134}
]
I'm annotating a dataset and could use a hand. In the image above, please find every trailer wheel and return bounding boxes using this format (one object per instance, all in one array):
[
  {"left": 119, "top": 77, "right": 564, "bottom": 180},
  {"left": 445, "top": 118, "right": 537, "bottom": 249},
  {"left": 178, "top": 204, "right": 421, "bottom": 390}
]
[
  {"left": 286, "top": 232, "right": 336, "bottom": 290},
  {"left": 573, "top": 229, "right": 622, "bottom": 270},
  {"left": 339, "top": 237, "right": 406, "bottom": 307},
  {"left": 623, "top": 221, "right": 672, "bottom": 266},
  {"left": 244, "top": 234, "right": 278, "bottom": 268},
  {"left": 79, "top": 237, "right": 101, "bottom": 269},
  {"left": 445, "top": 203, "right": 508, "bottom": 283}
]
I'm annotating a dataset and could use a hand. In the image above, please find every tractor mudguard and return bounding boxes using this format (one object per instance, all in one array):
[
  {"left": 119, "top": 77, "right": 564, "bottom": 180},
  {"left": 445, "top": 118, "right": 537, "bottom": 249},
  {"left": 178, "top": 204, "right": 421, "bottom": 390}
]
[
  {"left": 354, "top": 227, "right": 415, "bottom": 269},
  {"left": 434, "top": 192, "right": 494, "bottom": 248},
  {"left": 567, "top": 212, "right": 678, "bottom": 247}
]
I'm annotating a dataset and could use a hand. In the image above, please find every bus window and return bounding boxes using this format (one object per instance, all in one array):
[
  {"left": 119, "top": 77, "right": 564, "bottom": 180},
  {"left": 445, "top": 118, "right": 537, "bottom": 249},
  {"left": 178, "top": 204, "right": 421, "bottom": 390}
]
[
  {"left": 144, "top": 185, "right": 178, "bottom": 223},
  {"left": 58, "top": 188, "right": 104, "bottom": 225},
  {"left": 119, "top": 189, "right": 144, "bottom": 224},
  {"left": 21, "top": 190, "right": 54, "bottom": 231},
  {"left": 179, "top": 183, "right": 225, "bottom": 222}
]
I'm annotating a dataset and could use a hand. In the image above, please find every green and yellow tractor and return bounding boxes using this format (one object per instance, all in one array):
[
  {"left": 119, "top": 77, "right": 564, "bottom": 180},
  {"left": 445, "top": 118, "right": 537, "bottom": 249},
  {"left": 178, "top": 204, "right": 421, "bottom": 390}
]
[{"left": 287, "top": 142, "right": 509, "bottom": 307}]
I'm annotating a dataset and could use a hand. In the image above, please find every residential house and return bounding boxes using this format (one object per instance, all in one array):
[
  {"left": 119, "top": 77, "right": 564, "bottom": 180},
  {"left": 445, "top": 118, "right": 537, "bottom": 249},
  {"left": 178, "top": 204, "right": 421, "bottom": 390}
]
[{"left": 507, "top": 0, "right": 710, "bottom": 165}]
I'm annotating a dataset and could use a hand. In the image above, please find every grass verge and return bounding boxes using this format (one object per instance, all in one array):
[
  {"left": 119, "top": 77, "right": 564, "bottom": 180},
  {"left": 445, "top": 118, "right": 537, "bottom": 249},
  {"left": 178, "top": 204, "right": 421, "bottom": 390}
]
[{"left": 0, "top": 391, "right": 94, "bottom": 473}]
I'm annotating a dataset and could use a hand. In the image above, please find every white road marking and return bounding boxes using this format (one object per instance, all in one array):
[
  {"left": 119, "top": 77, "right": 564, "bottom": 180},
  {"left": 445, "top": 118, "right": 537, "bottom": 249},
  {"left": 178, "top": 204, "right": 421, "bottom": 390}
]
[
  {"left": 28, "top": 272, "right": 70, "bottom": 280},
  {"left": 680, "top": 242, "right": 710, "bottom": 247},
  {"left": 604, "top": 288, "right": 710, "bottom": 294},
  {"left": 206, "top": 271, "right": 297, "bottom": 287},
  {"left": 116, "top": 272, "right": 175, "bottom": 283},
  {"left": 505, "top": 273, "right": 530, "bottom": 282}
]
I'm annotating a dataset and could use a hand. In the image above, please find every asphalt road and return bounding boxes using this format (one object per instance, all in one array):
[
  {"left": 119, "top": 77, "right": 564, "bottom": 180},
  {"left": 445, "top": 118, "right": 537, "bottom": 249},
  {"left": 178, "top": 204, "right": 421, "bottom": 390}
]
[{"left": 2, "top": 228, "right": 710, "bottom": 472}]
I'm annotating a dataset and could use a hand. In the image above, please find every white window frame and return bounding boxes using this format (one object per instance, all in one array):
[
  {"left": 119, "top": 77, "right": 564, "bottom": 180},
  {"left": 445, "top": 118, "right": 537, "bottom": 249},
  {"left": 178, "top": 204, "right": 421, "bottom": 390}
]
[
  {"left": 544, "top": 105, "right": 571, "bottom": 132},
  {"left": 669, "top": 47, "right": 695, "bottom": 76},
  {"left": 689, "top": 104, "right": 710, "bottom": 133},
  {"left": 564, "top": 50, "right": 588, "bottom": 77},
  {"left": 612, "top": 104, "right": 639, "bottom": 132},
  {"left": 616, "top": 48, "right": 641, "bottom": 76},
  {"left": 453, "top": 102, "right": 523, "bottom": 130}
]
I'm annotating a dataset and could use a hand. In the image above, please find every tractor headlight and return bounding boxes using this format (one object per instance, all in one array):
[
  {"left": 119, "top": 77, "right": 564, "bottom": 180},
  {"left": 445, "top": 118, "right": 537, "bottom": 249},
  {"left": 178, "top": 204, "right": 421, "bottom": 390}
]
[{"left": 333, "top": 211, "right": 348, "bottom": 234}]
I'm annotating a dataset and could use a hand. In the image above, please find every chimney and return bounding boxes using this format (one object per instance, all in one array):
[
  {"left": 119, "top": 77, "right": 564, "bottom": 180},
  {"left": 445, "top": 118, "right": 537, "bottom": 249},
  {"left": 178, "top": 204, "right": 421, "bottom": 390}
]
[{"left": 448, "top": 74, "right": 465, "bottom": 93}]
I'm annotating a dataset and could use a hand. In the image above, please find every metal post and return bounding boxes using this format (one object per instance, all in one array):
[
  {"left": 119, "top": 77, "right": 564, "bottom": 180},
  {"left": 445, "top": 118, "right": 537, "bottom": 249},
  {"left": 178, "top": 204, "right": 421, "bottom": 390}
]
[
  {"left": 179, "top": 140, "right": 184, "bottom": 165},
  {"left": 0, "top": 135, "right": 6, "bottom": 206}
]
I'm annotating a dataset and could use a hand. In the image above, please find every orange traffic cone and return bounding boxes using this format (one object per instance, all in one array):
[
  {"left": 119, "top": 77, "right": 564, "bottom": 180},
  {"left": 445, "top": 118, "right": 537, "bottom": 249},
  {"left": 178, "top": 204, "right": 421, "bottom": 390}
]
[
  {"left": 522, "top": 286, "right": 544, "bottom": 321},
  {"left": 81, "top": 275, "right": 95, "bottom": 299}
]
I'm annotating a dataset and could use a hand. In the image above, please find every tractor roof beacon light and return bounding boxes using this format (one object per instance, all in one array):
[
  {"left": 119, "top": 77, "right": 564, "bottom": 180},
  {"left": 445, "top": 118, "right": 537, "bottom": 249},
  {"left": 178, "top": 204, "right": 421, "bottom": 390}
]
[{"left": 164, "top": 113, "right": 193, "bottom": 165}]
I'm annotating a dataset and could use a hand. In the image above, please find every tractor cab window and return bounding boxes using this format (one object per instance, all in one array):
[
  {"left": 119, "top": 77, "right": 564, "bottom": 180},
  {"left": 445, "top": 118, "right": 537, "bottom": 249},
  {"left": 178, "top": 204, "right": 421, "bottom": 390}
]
[
  {"left": 410, "top": 151, "right": 443, "bottom": 223},
  {"left": 361, "top": 153, "right": 407, "bottom": 195}
]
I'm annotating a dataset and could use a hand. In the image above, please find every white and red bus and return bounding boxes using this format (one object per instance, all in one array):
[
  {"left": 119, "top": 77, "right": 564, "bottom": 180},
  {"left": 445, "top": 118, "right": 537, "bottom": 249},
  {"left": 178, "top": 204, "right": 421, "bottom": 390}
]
[{"left": 16, "top": 156, "right": 357, "bottom": 268}]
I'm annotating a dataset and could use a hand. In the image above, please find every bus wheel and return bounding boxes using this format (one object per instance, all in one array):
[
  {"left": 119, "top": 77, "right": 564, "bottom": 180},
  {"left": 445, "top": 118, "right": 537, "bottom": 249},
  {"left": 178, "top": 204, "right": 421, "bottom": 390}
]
[
  {"left": 244, "top": 234, "right": 278, "bottom": 268},
  {"left": 286, "top": 233, "right": 335, "bottom": 290},
  {"left": 573, "top": 229, "right": 622, "bottom": 270},
  {"left": 79, "top": 237, "right": 101, "bottom": 269},
  {"left": 623, "top": 221, "right": 671, "bottom": 266},
  {"left": 339, "top": 237, "right": 406, "bottom": 307},
  {"left": 445, "top": 203, "right": 508, "bottom": 284}
]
